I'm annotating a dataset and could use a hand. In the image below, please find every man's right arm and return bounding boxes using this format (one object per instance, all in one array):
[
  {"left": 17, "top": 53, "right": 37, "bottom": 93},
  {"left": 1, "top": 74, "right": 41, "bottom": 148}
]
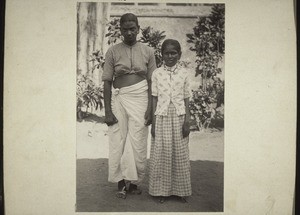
[
  {"left": 102, "top": 48, "right": 118, "bottom": 126},
  {"left": 103, "top": 80, "right": 118, "bottom": 126}
]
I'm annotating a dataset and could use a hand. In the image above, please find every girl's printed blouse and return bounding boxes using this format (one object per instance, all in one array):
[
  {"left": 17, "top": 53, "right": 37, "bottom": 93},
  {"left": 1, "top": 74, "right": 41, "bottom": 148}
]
[{"left": 152, "top": 64, "right": 191, "bottom": 116}]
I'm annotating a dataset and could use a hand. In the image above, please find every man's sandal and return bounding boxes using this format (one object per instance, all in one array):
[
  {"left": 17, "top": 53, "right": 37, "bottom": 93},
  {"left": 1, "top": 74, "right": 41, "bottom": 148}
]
[{"left": 116, "top": 186, "right": 127, "bottom": 199}]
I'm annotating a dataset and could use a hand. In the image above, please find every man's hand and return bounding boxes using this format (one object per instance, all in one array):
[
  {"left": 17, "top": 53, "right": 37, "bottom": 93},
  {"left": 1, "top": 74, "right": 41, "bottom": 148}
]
[
  {"left": 105, "top": 111, "right": 118, "bottom": 126},
  {"left": 144, "top": 107, "right": 152, "bottom": 126}
]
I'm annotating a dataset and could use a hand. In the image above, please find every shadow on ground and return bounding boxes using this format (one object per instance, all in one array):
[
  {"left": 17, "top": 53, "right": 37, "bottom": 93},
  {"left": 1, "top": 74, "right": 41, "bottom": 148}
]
[
  {"left": 76, "top": 158, "right": 223, "bottom": 212},
  {"left": 77, "top": 112, "right": 106, "bottom": 124}
]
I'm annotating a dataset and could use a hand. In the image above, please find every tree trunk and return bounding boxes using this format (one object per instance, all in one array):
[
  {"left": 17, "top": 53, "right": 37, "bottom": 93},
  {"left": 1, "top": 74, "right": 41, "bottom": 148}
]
[
  {"left": 77, "top": 2, "right": 89, "bottom": 75},
  {"left": 77, "top": 2, "right": 110, "bottom": 81},
  {"left": 95, "top": 3, "right": 110, "bottom": 85}
]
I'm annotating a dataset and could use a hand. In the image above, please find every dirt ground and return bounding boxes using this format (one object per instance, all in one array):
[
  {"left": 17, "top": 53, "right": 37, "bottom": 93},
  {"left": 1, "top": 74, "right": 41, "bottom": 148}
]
[{"left": 76, "top": 113, "right": 224, "bottom": 212}]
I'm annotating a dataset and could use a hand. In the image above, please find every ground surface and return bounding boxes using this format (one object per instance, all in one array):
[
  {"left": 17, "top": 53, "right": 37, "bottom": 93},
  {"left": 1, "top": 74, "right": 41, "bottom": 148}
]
[{"left": 76, "top": 113, "right": 224, "bottom": 212}]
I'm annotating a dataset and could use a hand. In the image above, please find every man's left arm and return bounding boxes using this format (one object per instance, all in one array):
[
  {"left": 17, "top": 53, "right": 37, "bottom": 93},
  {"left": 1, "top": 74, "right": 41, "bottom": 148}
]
[{"left": 144, "top": 49, "right": 157, "bottom": 126}]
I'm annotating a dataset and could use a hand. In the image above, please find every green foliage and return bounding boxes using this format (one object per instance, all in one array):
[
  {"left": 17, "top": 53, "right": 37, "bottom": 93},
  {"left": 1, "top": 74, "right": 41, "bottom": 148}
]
[
  {"left": 139, "top": 26, "right": 166, "bottom": 67},
  {"left": 186, "top": 4, "right": 225, "bottom": 88},
  {"left": 89, "top": 50, "right": 105, "bottom": 72},
  {"left": 77, "top": 50, "right": 105, "bottom": 121},
  {"left": 190, "top": 78, "right": 224, "bottom": 131},
  {"left": 105, "top": 18, "right": 122, "bottom": 45},
  {"left": 77, "top": 73, "right": 104, "bottom": 120},
  {"left": 187, "top": 4, "right": 225, "bottom": 130}
]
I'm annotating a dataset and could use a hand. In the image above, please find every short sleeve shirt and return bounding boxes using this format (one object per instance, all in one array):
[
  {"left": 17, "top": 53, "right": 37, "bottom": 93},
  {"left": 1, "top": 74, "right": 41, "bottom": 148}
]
[
  {"left": 102, "top": 42, "right": 157, "bottom": 81},
  {"left": 152, "top": 64, "right": 191, "bottom": 116}
]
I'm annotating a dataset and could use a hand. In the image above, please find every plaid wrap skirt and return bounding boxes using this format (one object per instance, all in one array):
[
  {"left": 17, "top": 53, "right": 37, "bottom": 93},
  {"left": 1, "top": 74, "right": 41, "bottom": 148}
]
[{"left": 149, "top": 103, "right": 192, "bottom": 197}]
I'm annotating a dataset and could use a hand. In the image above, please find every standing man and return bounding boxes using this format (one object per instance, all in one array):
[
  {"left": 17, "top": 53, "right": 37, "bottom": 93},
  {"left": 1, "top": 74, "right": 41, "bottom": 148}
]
[{"left": 102, "top": 13, "right": 157, "bottom": 199}]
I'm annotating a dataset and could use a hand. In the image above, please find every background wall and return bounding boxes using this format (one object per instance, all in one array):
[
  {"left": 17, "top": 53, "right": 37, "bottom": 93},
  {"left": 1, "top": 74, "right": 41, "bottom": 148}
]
[{"left": 77, "top": 2, "right": 224, "bottom": 89}]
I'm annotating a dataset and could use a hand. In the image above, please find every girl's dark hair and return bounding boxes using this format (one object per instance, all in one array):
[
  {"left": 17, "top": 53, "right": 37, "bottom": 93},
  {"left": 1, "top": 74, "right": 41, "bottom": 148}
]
[
  {"left": 161, "top": 39, "right": 182, "bottom": 54},
  {"left": 120, "top": 13, "right": 139, "bottom": 26}
]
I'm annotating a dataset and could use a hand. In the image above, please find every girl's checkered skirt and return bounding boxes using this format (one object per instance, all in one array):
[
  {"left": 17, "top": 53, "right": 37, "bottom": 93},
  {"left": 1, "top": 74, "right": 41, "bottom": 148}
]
[{"left": 149, "top": 103, "right": 192, "bottom": 197}]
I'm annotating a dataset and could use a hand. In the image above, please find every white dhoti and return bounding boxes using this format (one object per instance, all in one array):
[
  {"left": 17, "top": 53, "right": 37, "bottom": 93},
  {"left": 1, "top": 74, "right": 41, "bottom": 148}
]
[{"left": 108, "top": 80, "right": 149, "bottom": 185}]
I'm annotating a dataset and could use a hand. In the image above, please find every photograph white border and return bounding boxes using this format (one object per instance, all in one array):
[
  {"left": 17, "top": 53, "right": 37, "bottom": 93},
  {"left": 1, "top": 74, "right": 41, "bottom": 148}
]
[{"left": 4, "top": 0, "right": 296, "bottom": 214}]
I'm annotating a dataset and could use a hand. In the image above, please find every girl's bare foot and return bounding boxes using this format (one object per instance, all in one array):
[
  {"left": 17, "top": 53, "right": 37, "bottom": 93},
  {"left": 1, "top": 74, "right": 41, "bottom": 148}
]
[
  {"left": 180, "top": 197, "right": 188, "bottom": 203},
  {"left": 159, "top": 196, "right": 165, "bottom": 203}
]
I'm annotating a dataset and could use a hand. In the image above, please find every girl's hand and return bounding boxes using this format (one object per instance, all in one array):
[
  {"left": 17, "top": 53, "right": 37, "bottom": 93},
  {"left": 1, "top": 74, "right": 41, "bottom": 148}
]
[
  {"left": 105, "top": 111, "right": 118, "bottom": 126},
  {"left": 182, "top": 120, "right": 190, "bottom": 138},
  {"left": 144, "top": 107, "right": 152, "bottom": 126}
]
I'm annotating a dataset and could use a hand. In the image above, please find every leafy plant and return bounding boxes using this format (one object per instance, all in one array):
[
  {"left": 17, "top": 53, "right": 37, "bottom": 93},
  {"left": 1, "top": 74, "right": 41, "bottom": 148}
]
[
  {"left": 186, "top": 4, "right": 225, "bottom": 92},
  {"left": 89, "top": 50, "right": 105, "bottom": 73},
  {"left": 139, "top": 26, "right": 166, "bottom": 67},
  {"left": 187, "top": 4, "right": 225, "bottom": 130},
  {"left": 77, "top": 73, "right": 104, "bottom": 121},
  {"left": 77, "top": 49, "right": 106, "bottom": 121},
  {"left": 105, "top": 18, "right": 122, "bottom": 45},
  {"left": 189, "top": 79, "right": 224, "bottom": 131}
]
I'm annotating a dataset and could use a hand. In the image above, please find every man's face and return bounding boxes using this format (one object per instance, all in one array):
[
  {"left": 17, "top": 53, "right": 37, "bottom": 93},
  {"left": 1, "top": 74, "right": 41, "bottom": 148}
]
[{"left": 120, "top": 21, "right": 139, "bottom": 45}]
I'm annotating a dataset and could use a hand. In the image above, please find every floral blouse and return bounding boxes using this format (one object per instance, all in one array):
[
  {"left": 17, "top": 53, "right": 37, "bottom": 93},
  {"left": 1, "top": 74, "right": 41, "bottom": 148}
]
[{"left": 152, "top": 64, "right": 191, "bottom": 116}]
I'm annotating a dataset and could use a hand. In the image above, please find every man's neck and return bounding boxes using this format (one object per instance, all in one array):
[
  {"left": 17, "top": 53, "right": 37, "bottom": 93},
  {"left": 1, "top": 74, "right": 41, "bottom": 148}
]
[{"left": 123, "top": 40, "right": 137, "bottom": 46}]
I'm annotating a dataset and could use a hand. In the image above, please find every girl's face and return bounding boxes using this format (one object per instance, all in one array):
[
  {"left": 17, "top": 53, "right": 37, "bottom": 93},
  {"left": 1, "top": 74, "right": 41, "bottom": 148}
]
[
  {"left": 120, "top": 21, "right": 139, "bottom": 45},
  {"left": 162, "top": 44, "right": 181, "bottom": 67}
]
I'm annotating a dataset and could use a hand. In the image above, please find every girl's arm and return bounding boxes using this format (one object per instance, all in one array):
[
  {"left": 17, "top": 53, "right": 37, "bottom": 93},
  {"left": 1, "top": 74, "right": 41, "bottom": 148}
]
[
  {"left": 182, "top": 97, "right": 190, "bottom": 138},
  {"left": 151, "top": 96, "right": 158, "bottom": 138}
]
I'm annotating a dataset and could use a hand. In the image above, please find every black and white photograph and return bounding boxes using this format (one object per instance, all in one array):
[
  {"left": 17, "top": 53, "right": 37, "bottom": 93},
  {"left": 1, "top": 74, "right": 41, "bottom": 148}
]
[
  {"left": 4, "top": 0, "right": 296, "bottom": 214},
  {"left": 76, "top": 2, "right": 224, "bottom": 212}
]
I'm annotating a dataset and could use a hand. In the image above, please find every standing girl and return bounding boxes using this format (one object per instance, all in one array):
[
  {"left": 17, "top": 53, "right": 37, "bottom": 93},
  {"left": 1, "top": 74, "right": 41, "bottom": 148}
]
[{"left": 149, "top": 39, "right": 192, "bottom": 203}]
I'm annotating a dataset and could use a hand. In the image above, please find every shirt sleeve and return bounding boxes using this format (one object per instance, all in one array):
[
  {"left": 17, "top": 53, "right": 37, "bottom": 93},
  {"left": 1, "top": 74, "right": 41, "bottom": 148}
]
[
  {"left": 184, "top": 73, "right": 191, "bottom": 98},
  {"left": 151, "top": 70, "right": 158, "bottom": 96},
  {"left": 147, "top": 48, "right": 157, "bottom": 80},
  {"left": 102, "top": 48, "right": 114, "bottom": 81}
]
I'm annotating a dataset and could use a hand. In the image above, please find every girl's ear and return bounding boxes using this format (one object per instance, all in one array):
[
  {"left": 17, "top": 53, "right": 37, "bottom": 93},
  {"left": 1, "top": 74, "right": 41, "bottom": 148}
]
[{"left": 178, "top": 51, "right": 182, "bottom": 60}]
